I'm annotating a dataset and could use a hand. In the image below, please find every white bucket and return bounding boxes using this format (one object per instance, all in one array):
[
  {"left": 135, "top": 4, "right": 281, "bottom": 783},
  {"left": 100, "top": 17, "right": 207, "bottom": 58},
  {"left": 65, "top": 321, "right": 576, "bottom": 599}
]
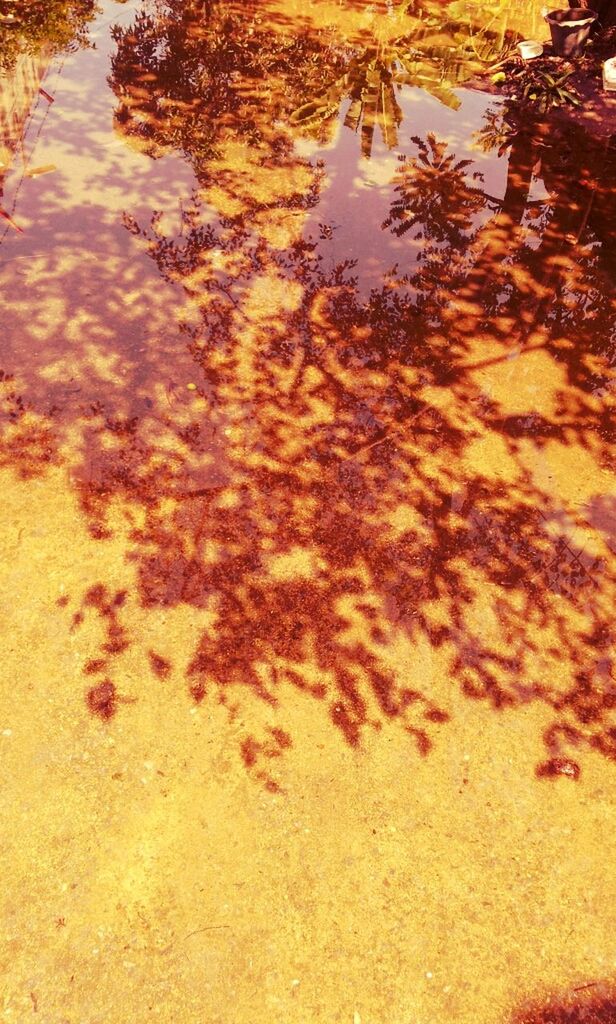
[
  {"left": 603, "top": 57, "right": 616, "bottom": 92},
  {"left": 518, "top": 40, "right": 544, "bottom": 60}
]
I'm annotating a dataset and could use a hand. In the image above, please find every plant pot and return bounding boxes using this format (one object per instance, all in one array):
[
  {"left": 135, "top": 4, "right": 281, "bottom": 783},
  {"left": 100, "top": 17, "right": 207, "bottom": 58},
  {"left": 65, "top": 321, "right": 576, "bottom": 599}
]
[{"left": 545, "top": 8, "right": 596, "bottom": 57}]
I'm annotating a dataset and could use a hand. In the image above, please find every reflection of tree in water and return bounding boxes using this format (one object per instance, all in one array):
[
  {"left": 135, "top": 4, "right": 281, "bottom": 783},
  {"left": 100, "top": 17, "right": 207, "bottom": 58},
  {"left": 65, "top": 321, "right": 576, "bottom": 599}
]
[
  {"left": 469, "top": 105, "right": 616, "bottom": 370},
  {"left": 109, "top": 0, "right": 520, "bottom": 161},
  {"left": 3, "top": 4, "right": 613, "bottom": 791},
  {"left": 0, "top": 0, "right": 98, "bottom": 70},
  {"left": 289, "top": 29, "right": 516, "bottom": 157},
  {"left": 109, "top": 0, "right": 349, "bottom": 164},
  {"left": 71, "top": 74, "right": 615, "bottom": 787},
  {"left": 383, "top": 133, "right": 487, "bottom": 242},
  {"left": 284, "top": 0, "right": 528, "bottom": 156},
  {"left": 291, "top": 44, "right": 405, "bottom": 158}
]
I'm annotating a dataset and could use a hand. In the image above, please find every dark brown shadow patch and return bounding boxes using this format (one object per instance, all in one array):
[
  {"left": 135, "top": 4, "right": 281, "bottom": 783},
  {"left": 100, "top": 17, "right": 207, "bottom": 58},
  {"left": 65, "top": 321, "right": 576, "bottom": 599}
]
[
  {"left": 149, "top": 650, "right": 172, "bottom": 679},
  {"left": 510, "top": 983, "right": 616, "bottom": 1024},
  {"left": 86, "top": 680, "right": 117, "bottom": 720}
]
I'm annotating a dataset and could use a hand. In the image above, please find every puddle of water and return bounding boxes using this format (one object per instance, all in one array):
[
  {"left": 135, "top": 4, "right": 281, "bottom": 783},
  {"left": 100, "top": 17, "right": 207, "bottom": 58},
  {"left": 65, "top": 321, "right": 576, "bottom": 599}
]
[{"left": 0, "top": 0, "right": 614, "bottom": 774}]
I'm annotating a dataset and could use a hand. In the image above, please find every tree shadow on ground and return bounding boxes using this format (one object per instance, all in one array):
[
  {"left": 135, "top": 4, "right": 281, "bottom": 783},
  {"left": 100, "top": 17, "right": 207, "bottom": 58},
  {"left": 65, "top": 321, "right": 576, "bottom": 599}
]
[
  {"left": 511, "top": 983, "right": 616, "bottom": 1024},
  {"left": 0, "top": 0, "right": 614, "bottom": 791}
]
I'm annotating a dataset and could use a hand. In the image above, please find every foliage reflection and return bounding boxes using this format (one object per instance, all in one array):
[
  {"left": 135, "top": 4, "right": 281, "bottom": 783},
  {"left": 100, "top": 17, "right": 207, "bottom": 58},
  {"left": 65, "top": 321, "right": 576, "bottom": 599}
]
[{"left": 2, "top": 0, "right": 614, "bottom": 791}]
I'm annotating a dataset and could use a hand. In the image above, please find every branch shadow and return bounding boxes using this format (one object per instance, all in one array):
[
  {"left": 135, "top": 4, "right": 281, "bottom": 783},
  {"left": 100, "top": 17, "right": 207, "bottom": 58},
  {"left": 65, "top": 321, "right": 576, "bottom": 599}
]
[
  {"left": 511, "top": 983, "right": 616, "bottom": 1024},
  {"left": 1, "top": 0, "right": 614, "bottom": 791}
]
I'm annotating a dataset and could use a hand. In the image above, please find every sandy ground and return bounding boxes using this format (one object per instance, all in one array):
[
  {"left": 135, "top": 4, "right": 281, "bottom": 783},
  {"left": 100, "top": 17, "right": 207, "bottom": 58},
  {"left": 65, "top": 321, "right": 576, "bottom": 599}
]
[{"left": 1, "top": 461, "right": 616, "bottom": 1023}]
